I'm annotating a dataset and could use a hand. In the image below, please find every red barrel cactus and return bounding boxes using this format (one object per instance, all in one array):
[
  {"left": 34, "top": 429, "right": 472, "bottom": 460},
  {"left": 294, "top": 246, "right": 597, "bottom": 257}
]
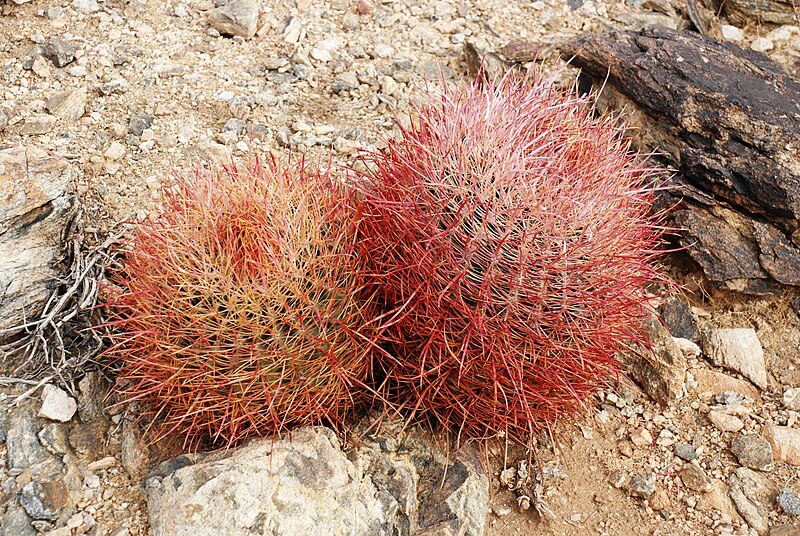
[
  {"left": 351, "top": 72, "right": 669, "bottom": 445},
  {"left": 103, "top": 157, "right": 375, "bottom": 448}
]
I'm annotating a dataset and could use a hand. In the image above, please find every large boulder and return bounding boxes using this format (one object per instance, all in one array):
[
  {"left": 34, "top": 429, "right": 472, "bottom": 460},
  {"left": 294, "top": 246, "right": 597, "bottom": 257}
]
[{"left": 146, "top": 426, "right": 489, "bottom": 536}]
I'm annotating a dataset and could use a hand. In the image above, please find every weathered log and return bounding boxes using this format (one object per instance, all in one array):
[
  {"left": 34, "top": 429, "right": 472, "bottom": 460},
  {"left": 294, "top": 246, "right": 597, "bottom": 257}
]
[
  {"left": 0, "top": 146, "right": 73, "bottom": 340},
  {"left": 561, "top": 26, "right": 800, "bottom": 294}
]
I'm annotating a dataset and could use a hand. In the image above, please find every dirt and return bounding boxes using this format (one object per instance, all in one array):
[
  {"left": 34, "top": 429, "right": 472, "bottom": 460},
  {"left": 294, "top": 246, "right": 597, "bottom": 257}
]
[{"left": 2, "top": 0, "right": 800, "bottom": 534}]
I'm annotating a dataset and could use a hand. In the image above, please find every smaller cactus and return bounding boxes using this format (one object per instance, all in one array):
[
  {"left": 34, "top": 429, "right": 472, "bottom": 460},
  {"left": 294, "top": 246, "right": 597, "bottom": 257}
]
[
  {"left": 103, "top": 157, "right": 374, "bottom": 448},
  {"left": 351, "top": 72, "right": 669, "bottom": 446}
]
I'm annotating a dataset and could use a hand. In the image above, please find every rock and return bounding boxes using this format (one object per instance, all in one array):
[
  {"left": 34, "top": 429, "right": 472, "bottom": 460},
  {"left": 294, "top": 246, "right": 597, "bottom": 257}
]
[
  {"left": 784, "top": 388, "right": 800, "bottom": 410},
  {"left": 310, "top": 37, "right": 342, "bottom": 63},
  {"left": 207, "top": 0, "right": 259, "bottom": 40},
  {"left": 5, "top": 404, "right": 51, "bottom": 473},
  {"left": 680, "top": 462, "right": 714, "bottom": 492},
  {"left": 648, "top": 488, "right": 670, "bottom": 511},
  {"left": 704, "top": 328, "right": 768, "bottom": 389},
  {"left": 120, "top": 423, "right": 151, "bottom": 481},
  {"left": 146, "top": 427, "right": 487, "bottom": 536},
  {"left": 771, "top": 525, "right": 800, "bottom": 536},
  {"left": 331, "top": 72, "right": 360, "bottom": 93},
  {"left": 720, "top": 24, "right": 744, "bottom": 41},
  {"left": 708, "top": 410, "right": 745, "bottom": 433},
  {"left": 104, "top": 142, "right": 126, "bottom": 161},
  {"left": 673, "top": 337, "right": 701, "bottom": 357},
  {"left": 38, "top": 385, "right": 77, "bottom": 422},
  {"left": 128, "top": 114, "right": 154, "bottom": 137},
  {"left": 222, "top": 118, "right": 246, "bottom": 136},
  {"left": 0, "top": 109, "right": 8, "bottom": 131},
  {"left": 19, "top": 115, "right": 56, "bottom": 135},
  {"left": 622, "top": 318, "right": 686, "bottom": 405},
  {"left": 42, "top": 39, "right": 76, "bottom": 68},
  {"left": 778, "top": 488, "right": 800, "bottom": 516},
  {"left": 0, "top": 501, "right": 37, "bottom": 536},
  {"left": 698, "top": 480, "right": 741, "bottom": 523},
  {"left": 625, "top": 472, "right": 656, "bottom": 498},
  {"left": 68, "top": 418, "right": 108, "bottom": 458},
  {"left": 37, "top": 424, "right": 70, "bottom": 456},
  {"left": 19, "top": 480, "right": 69, "bottom": 520},
  {"left": 728, "top": 467, "right": 778, "bottom": 536},
  {"left": 45, "top": 89, "right": 87, "bottom": 121},
  {"left": 71, "top": 0, "right": 99, "bottom": 13},
  {"left": 630, "top": 427, "right": 652, "bottom": 447},
  {"left": 750, "top": 37, "right": 774, "bottom": 52},
  {"left": 731, "top": 433, "right": 773, "bottom": 471},
  {"left": 660, "top": 297, "right": 700, "bottom": 342},
  {"left": 690, "top": 368, "right": 762, "bottom": 402},
  {"left": 0, "top": 147, "right": 72, "bottom": 344},
  {"left": 674, "top": 442, "right": 698, "bottom": 461},
  {"left": 762, "top": 425, "right": 800, "bottom": 465}
]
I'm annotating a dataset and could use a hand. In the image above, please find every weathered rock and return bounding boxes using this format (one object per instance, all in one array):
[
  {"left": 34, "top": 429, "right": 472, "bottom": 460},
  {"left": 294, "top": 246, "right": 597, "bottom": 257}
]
[
  {"left": 5, "top": 404, "right": 51, "bottom": 474},
  {"left": 19, "top": 480, "right": 69, "bottom": 521},
  {"left": 778, "top": 488, "right": 800, "bottom": 516},
  {"left": 68, "top": 418, "right": 108, "bottom": 458},
  {"left": 690, "top": 368, "right": 762, "bottom": 402},
  {"left": 146, "top": 427, "right": 488, "bottom": 536},
  {"left": 41, "top": 39, "right": 76, "bottom": 68},
  {"left": 704, "top": 328, "right": 768, "bottom": 389},
  {"left": 660, "top": 297, "right": 700, "bottom": 342},
  {"left": 731, "top": 433, "right": 773, "bottom": 471},
  {"left": 45, "top": 89, "right": 87, "bottom": 121},
  {"left": 120, "top": 422, "right": 150, "bottom": 481},
  {"left": 630, "top": 427, "right": 653, "bottom": 447},
  {"left": 762, "top": 425, "right": 800, "bottom": 465},
  {"left": 19, "top": 115, "right": 56, "bottom": 135},
  {"left": 37, "top": 423, "right": 70, "bottom": 456},
  {"left": 784, "top": 387, "right": 800, "bottom": 410},
  {"left": 207, "top": 0, "right": 259, "bottom": 40},
  {"left": 727, "top": 467, "right": 779, "bottom": 535},
  {"left": 698, "top": 480, "right": 742, "bottom": 524},
  {"left": 708, "top": 410, "right": 744, "bottom": 433},
  {"left": 38, "top": 385, "right": 77, "bottom": 423},
  {"left": 680, "top": 462, "right": 714, "bottom": 493},
  {"left": 723, "top": 0, "right": 800, "bottom": 26},
  {"left": 771, "top": 525, "right": 800, "bottom": 536},
  {"left": 622, "top": 318, "right": 686, "bottom": 405},
  {"left": 560, "top": 27, "right": 800, "bottom": 294},
  {"left": 625, "top": 472, "right": 656, "bottom": 498},
  {"left": 128, "top": 114, "right": 154, "bottom": 137},
  {"left": 0, "top": 500, "right": 37, "bottom": 536},
  {"left": 674, "top": 442, "right": 698, "bottom": 461},
  {"left": 0, "top": 147, "right": 73, "bottom": 347},
  {"left": 673, "top": 337, "right": 701, "bottom": 357}
]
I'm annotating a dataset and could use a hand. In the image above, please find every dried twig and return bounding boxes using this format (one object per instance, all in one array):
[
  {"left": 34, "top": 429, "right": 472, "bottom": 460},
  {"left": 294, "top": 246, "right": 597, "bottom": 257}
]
[{"left": 0, "top": 204, "right": 123, "bottom": 403}]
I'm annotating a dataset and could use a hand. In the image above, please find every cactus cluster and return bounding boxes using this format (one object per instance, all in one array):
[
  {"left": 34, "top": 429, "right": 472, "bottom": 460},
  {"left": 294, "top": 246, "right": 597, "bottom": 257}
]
[
  {"left": 104, "top": 158, "right": 374, "bottom": 448},
  {"left": 350, "top": 73, "right": 667, "bottom": 444},
  {"left": 103, "top": 72, "right": 667, "bottom": 448}
]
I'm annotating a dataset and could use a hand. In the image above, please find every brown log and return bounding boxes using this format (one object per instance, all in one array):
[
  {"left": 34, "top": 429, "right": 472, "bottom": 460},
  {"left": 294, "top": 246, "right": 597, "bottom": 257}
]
[
  {"left": 561, "top": 26, "right": 800, "bottom": 294},
  {"left": 722, "top": 0, "right": 799, "bottom": 26}
]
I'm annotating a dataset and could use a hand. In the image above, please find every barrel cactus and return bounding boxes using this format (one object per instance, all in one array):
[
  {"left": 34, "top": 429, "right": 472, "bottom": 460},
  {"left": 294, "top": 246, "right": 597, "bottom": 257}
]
[
  {"left": 351, "top": 72, "right": 668, "bottom": 445},
  {"left": 103, "top": 157, "right": 374, "bottom": 448}
]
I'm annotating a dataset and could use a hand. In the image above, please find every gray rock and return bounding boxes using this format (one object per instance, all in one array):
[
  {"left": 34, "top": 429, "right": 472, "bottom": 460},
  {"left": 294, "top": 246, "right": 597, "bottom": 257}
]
[
  {"left": 38, "top": 423, "right": 70, "bottom": 456},
  {"left": 222, "top": 118, "right": 246, "bottom": 136},
  {"left": 42, "top": 39, "right": 76, "bottom": 68},
  {"left": 674, "top": 442, "right": 697, "bottom": 461},
  {"left": 622, "top": 317, "right": 687, "bottom": 405},
  {"left": 778, "top": 488, "right": 800, "bottom": 516},
  {"left": 0, "top": 500, "right": 37, "bottom": 536},
  {"left": 660, "top": 297, "right": 700, "bottom": 342},
  {"left": 207, "top": 0, "right": 259, "bottom": 39},
  {"left": 38, "top": 385, "right": 77, "bottom": 422},
  {"left": 5, "top": 405, "right": 50, "bottom": 473},
  {"left": 128, "top": 114, "right": 154, "bottom": 137},
  {"left": 331, "top": 72, "right": 359, "bottom": 94},
  {"left": 19, "top": 115, "right": 56, "bottom": 135},
  {"left": 728, "top": 467, "right": 778, "bottom": 535},
  {"left": 704, "top": 328, "right": 768, "bottom": 389},
  {"left": 731, "top": 433, "right": 773, "bottom": 471},
  {"left": 19, "top": 480, "right": 69, "bottom": 520},
  {"left": 120, "top": 422, "right": 151, "bottom": 481},
  {"left": 76, "top": 372, "right": 106, "bottom": 422},
  {"left": 146, "top": 427, "right": 488, "bottom": 536},
  {"left": 45, "top": 89, "right": 87, "bottom": 121},
  {"left": 625, "top": 472, "right": 656, "bottom": 498}
]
